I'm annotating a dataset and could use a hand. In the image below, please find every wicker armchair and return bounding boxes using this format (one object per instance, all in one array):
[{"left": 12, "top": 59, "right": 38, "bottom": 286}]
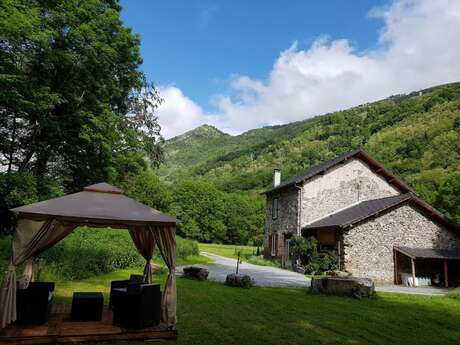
[
  {"left": 16, "top": 282, "right": 55, "bottom": 324},
  {"left": 111, "top": 283, "right": 161, "bottom": 329}
]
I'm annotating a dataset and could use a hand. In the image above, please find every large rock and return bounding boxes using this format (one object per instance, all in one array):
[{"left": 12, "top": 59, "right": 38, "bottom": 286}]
[
  {"left": 183, "top": 266, "right": 209, "bottom": 280},
  {"left": 311, "top": 276, "right": 375, "bottom": 299},
  {"left": 225, "top": 273, "right": 254, "bottom": 288}
]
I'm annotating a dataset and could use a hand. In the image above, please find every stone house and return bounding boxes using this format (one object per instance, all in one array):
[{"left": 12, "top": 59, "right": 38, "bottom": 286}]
[{"left": 262, "top": 149, "right": 460, "bottom": 284}]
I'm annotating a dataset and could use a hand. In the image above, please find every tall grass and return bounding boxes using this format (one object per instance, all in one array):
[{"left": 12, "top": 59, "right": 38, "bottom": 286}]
[{"left": 1, "top": 228, "right": 200, "bottom": 281}]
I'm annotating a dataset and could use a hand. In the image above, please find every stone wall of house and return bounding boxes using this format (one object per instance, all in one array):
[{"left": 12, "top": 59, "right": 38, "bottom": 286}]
[
  {"left": 300, "top": 159, "right": 399, "bottom": 226},
  {"left": 343, "top": 204, "right": 460, "bottom": 282},
  {"left": 264, "top": 187, "right": 298, "bottom": 259}
]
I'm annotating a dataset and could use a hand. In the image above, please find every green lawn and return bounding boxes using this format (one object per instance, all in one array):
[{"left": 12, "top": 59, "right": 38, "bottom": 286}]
[
  {"left": 49, "top": 270, "right": 460, "bottom": 345},
  {"left": 198, "top": 242, "right": 280, "bottom": 267},
  {"left": 198, "top": 242, "right": 258, "bottom": 259}
]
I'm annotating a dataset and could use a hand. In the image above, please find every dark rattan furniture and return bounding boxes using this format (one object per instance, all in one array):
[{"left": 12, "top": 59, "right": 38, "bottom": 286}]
[
  {"left": 109, "top": 274, "right": 144, "bottom": 309},
  {"left": 112, "top": 283, "right": 161, "bottom": 329},
  {"left": 16, "top": 282, "right": 55, "bottom": 324},
  {"left": 71, "top": 292, "right": 104, "bottom": 321}
]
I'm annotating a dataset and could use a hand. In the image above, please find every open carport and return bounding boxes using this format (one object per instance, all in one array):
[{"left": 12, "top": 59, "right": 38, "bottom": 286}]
[{"left": 394, "top": 246, "right": 460, "bottom": 288}]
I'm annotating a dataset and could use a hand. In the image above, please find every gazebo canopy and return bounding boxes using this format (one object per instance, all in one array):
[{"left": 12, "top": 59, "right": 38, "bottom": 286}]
[
  {"left": 1, "top": 183, "right": 178, "bottom": 329},
  {"left": 11, "top": 182, "right": 179, "bottom": 226}
]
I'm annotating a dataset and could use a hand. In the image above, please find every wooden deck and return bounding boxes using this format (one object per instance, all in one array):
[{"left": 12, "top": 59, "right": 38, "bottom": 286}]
[{"left": 0, "top": 304, "right": 176, "bottom": 345}]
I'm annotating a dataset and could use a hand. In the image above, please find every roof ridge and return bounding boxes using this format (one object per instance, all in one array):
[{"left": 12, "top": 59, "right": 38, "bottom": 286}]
[
  {"left": 83, "top": 182, "right": 124, "bottom": 194},
  {"left": 262, "top": 148, "right": 413, "bottom": 195}
]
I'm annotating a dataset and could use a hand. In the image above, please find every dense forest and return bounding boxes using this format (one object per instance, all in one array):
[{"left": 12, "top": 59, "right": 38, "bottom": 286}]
[{"left": 1, "top": 1, "right": 458, "bottom": 247}]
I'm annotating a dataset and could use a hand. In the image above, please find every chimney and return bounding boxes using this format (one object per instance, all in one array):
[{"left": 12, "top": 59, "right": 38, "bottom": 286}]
[{"left": 273, "top": 169, "right": 281, "bottom": 187}]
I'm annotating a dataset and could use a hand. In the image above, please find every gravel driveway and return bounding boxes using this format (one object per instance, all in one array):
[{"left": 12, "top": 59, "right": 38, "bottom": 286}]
[{"left": 177, "top": 252, "right": 310, "bottom": 288}]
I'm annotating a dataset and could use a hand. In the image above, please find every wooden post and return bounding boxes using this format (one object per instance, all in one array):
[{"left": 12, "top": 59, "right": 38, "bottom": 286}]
[
  {"left": 444, "top": 260, "right": 449, "bottom": 288},
  {"left": 236, "top": 251, "right": 241, "bottom": 275},
  {"left": 411, "top": 258, "right": 416, "bottom": 287},
  {"left": 393, "top": 250, "right": 398, "bottom": 284}
]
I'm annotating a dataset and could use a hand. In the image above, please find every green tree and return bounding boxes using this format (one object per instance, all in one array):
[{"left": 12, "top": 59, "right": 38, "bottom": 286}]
[
  {"left": 170, "top": 181, "right": 226, "bottom": 243},
  {"left": 223, "top": 193, "right": 264, "bottom": 244},
  {"left": 121, "top": 170, "right": 171, "bottom": 212},
  {"left": 0, "top": 0, "right": 163, "bottom": 195},
  {"left": 434, "top": 172, "right": 460, "bottom": 224}
]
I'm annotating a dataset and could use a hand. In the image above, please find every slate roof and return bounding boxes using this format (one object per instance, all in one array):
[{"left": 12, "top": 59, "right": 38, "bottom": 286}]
[
  {"left": 395, "top": 246, "right": 460, "bottom": 260},
  {"left": 262, "top": 148, "right": 413, "bottom": 195},
  {"left": 302, "top": 192, "right": 460, "bottom": 232},
  {"left": 303, "top": 193, "right": 412, "bottom": 231}
]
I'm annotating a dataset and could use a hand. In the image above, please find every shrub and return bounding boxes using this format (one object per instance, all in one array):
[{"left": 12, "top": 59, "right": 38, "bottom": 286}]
[
  {"left": 39, "top": 228, "right": 144, "bottom": 280},
  {"left": 38, "top": 228, "right": 199, "bottom": 280},
  {"left": 0, "top": 172, "right": 38, "bottom": 209},
  {"left": 176, "top": 236, "right": 200, "bottom": 260},
  {"left": 289, "top": 235, "right": 318, "bottom": 266},
  {"left": 225, "top": 273, "right": 254, "bottom": 288},
  {"left": 289, "top": 235, "right": 338, "bottom": 275}
]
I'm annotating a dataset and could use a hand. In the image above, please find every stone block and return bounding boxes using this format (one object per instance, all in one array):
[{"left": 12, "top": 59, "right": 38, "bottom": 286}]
[
  {"left": 311, "top": 276, "right": 374, "bottom": 298},
  {"left": 183, "top": 266, "right": 209, "bottom": 280}
]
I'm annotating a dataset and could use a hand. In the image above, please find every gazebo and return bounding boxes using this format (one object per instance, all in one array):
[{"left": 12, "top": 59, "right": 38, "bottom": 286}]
[{"left": 0, "top": 183, "right": 179, "bottom": 343}]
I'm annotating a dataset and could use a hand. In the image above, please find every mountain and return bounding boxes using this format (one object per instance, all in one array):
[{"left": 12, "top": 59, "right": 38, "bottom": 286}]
[{"left": 158, "top": 83, "right": 460, "bottom": 221}]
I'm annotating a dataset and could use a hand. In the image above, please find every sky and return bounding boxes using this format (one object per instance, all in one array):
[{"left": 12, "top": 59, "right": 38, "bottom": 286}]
[{"left": 121, "top": 0, "right": 460, "bottom": 138}]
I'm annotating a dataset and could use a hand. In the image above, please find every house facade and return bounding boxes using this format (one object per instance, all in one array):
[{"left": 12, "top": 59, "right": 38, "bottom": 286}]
[{"left": 263, "top": 149, "right": 460, "bottom": 283}]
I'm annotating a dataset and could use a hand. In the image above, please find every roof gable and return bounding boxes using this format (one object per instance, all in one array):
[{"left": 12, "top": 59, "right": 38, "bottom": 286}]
[{"left": 263, "top": 149, "right": 413, "bottom": 195}]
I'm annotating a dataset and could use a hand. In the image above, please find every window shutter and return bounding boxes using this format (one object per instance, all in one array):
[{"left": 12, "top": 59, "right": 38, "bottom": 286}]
[{"left": 274, "top": 234, "right": 278, "bottom": 256}]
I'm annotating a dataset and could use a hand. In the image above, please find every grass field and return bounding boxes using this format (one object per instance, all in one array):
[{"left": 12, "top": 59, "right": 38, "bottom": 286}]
[
  {"left": 4, "top": 237, "right": 460, "bottom": 344},
  {"left": 198, "top": 242, "right": 280, "bottom": 267},
  {"left": 45, "top": 270, "right": 460, "bottom": 345},
  {"left": 198, "top": 242, "right": 258, "bottom": 258}
]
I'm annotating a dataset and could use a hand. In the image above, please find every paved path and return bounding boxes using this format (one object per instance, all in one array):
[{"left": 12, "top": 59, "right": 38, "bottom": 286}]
[
  {"left": 177, "top": 252, "right": 310, "bottom": 288},
  {"left": 375, "top": 285, "right": 449, "bottom": 296}
]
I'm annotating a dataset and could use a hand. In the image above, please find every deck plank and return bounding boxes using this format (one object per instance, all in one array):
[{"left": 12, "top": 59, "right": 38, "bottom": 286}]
[{"left": 0, "top": 305, "right": 176, "bottom": 345}]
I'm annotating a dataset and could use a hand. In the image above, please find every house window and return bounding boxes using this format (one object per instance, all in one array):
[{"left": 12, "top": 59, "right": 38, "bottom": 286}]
[
  {"left": 271, "top": 234, "right": 276, "bottom": 256},
  {"left": 272, "top": 198, "right": 278, "bottom": 220}
]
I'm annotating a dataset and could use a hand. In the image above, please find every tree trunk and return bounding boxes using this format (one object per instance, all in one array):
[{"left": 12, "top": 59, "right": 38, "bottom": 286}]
[
  {"left": 34, "top": 151, "right": 49, "bottom": 196},
  {"left": 7, "top": 114, "right": 17, "bottom": 174}
]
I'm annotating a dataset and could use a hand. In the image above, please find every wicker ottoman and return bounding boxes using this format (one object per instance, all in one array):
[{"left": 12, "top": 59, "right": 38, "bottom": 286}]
[{"left": 71, "top": 292, "right": 104, "bottom": 321}]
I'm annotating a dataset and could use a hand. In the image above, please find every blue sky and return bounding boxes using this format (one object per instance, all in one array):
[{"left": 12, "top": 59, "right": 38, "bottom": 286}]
[
  {"left": 120, "top": 1, "right": 460, "bottom": 138},
  {"left": 121, "top": 0, "right": 386, "bottom": 110}
]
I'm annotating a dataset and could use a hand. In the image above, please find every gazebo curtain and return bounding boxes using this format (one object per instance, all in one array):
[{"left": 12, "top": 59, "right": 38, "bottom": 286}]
[
  {"left": 130, "top": 224, "right": 176, "bottom": 326},
  {"left": 128, "top": 226, "right": 156, "bottom": 283},
  {"left": 150, "top": 224, "right": 176, "bottom": 326},
  {"left": 0, "top": 218, "right": 77, "bottom": 328}
]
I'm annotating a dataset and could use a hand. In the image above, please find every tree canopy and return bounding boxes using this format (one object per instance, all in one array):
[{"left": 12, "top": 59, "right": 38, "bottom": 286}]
[{"left": 0, "top": 0, "right": 163, "bottom": 199}]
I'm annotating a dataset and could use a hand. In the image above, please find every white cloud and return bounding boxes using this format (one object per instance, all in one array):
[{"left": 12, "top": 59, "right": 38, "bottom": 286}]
[
  {"left": 155, "top": 86, "right": 211, "bottom": 138},
  {"left": 156, "top": 0, "right": 460, "bottom": 138}
]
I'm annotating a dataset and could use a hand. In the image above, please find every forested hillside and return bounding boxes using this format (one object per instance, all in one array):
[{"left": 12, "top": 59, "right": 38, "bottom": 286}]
[{"left": 160, "top": 83, "right": 460, "bottom": 223}]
